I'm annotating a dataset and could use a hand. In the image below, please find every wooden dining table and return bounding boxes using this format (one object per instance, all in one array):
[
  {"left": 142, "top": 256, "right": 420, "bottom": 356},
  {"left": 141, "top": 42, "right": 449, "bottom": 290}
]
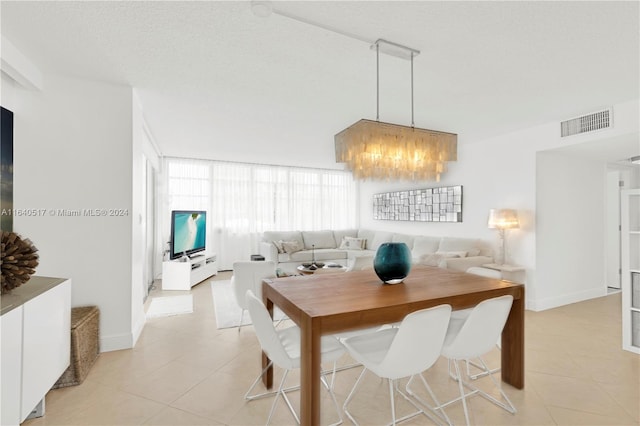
[{"left": 261, "top": 265, "right": 525, "bottom": 425}]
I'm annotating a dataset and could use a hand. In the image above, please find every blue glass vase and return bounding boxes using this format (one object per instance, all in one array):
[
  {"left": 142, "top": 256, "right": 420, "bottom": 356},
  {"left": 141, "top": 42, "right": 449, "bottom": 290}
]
[{"left": 373, "top": 242, "right": 412, "bottom": 284}]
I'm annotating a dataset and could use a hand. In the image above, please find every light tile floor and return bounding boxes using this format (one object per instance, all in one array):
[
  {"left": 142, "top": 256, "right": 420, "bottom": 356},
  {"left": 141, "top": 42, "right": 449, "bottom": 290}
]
[{"left": 25, "top": 272, "right": 639, "bottom": 425}]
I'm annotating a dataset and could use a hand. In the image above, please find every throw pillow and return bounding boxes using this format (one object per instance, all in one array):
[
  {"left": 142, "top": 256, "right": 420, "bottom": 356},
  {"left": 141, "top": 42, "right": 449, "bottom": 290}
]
[
  {"left": 419, "top": 251, "right": 468, "bottom": 268},
  {"left": 281, "top": 240, "right": 303, "bottom": 254},
  {"left": 467, "top": 247, "right": 481, "bottom": 257},
  {"left": 272, "top": 240, "right": 285, "bottom": 254},
  {"left": 436, "top": 250, "right": 467, "bottom": 258},
  {"left": 339, "top": 236, "right": 366, "bottom": 250},
  {"left": 418, "top": 253, "right": 449, "bottom": 268}
]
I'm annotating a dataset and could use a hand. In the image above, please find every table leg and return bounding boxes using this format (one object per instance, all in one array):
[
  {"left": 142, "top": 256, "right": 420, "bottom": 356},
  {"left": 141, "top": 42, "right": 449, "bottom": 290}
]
[
  {"left": 299, "top": 314, "right": 321, "bottom": 425},
  {"left": 501, "top": 293, "right": 524, "bottom": 389},
  {"left": 261, "top": 297, "right": 274, "bottom": 389}
]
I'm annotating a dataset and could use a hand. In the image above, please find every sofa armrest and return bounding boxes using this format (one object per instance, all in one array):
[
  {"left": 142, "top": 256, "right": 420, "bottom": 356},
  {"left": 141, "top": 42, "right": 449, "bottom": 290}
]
[
  {"left": 259, "top": 242, "right": 278, "bottom": 262},
  {"left": 445, "top": 256, "right": 493, "bottom": 272}
]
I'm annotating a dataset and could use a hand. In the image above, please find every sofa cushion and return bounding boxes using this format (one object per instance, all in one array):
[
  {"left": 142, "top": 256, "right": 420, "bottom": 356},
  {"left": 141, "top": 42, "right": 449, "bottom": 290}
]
[
  {"left": 301, "top": 230, "right": 336, "bottom": 249},
  {"left": 287, "top": 249, "right": 348, "bottom": 262},
  {"left": 339, "top": 236, "right": 366, "bottom": 250},
  {"left": 357, "top": 229, "right": 376, "bottom": 250},
  {"left": 417, "top": 253, "right": 452, "bottom": 268},
  {"left": 436, "top": 250, "right": 468, "bottom": 258},
  {"left": 347, "top": 250, "right": 376, "bottom": 259},
  {"left": 281, "top": 240, "right": 303, "bottom": 254},
  {"left": 412, "top": 236, "right": 441, "bottom": 258},
  {"left": 263, "top": 231, "right": 304, "bottom": 248},
  {"left": 370, "top": 231, "right": 393, "bottom": 251},
  {"left": 272, "top": 240, "right": 285, "bottom": 254},
  {"left": 392, "top": 233, "right": 415, "bottom": 248},
  {"left": 333, "top": 229, "right": 358, "bottom": 245},
  {"left": 438, "top": 237, "right": 481, "bottom": 257}
]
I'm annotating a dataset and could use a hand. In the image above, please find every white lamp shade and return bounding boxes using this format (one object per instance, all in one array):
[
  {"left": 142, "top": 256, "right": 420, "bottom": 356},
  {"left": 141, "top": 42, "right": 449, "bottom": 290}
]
[{"left": 488, "top": 209, "right": 520, "bottom": 229}]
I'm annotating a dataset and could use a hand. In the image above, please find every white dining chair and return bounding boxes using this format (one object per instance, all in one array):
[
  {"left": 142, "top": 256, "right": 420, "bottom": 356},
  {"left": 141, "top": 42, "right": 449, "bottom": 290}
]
[
  {"left": 244, "top": 290, "right": 345, "bottom": 425},
  {"left": 450, "top": 266, "right": 503, "bottom": 380},
  {"left": 438, "top": 295, "right": 516, "bottom": 426},
  {"left": 231, "top": 260, "right": 276, "bottom": 332},
  {"left": 342, "top": 304, "right": 452, "bottom": 426}
]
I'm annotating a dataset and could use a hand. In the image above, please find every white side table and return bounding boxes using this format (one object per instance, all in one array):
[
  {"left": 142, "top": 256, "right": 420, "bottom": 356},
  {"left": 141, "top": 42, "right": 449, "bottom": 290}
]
[{"left": 482, "top": 263, "right": 526, "bottom": 284}]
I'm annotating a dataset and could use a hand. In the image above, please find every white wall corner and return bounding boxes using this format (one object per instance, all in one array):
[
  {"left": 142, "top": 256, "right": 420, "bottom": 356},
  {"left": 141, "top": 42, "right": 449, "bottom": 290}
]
[{"left": 1, "top": 36, "right": 44, "bottom": 91}]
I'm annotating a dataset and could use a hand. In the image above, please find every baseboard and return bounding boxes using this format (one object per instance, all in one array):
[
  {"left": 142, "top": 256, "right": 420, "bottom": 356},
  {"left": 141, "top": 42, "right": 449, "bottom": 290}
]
[
  {"left": 131, "top": 312, "right": 146, "bottom": 347},
  {"left": 100, "top": 332, "right": 134, "bottom": 352},
  {"left": 98, "top": 312, "right": 146, "bottom": 352},
  {"left": 528, "top": 287, "right": 606, "bottom": 311}
]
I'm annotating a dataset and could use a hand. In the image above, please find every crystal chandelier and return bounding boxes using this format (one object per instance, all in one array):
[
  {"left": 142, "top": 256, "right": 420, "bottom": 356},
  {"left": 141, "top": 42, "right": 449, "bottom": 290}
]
[{"left": 335, "top": 40, "right": 457, "bottom": 181}]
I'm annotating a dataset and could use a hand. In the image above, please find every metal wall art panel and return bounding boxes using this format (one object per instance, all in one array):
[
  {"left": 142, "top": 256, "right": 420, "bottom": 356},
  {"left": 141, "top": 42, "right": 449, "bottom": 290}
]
[{"left": 373, "top": 185, "right": 463, "bottom": 222}]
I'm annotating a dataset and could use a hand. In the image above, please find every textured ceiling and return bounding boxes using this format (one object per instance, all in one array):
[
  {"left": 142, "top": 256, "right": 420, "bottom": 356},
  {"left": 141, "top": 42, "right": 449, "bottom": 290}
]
[{"left": 2, "top": 1, "right": 638, "bottom": 168}]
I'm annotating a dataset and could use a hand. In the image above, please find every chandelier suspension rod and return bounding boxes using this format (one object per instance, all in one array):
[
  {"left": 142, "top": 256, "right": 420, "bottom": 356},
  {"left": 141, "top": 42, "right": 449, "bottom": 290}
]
[
  {"left": 411, "top": 52, "right": 415, "bottom": 128},
  {"left": 376, "top": 43, "right": 380, "bottom": 121}
]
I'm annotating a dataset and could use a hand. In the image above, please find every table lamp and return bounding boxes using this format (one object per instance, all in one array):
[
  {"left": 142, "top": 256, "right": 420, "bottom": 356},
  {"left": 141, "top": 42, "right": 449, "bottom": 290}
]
[{"left": 488, "top": 209, "right": 519, "bottom": 265}]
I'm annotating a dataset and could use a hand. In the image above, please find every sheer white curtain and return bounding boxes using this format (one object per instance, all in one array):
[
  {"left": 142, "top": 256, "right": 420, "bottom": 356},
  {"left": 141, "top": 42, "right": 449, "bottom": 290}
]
[{"left": 164, "top": 158, "right": 357, "bottom": 269}]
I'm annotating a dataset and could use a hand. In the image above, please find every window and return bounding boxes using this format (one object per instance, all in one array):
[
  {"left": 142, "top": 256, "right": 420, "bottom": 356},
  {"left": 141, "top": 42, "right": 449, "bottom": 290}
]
[{"left": 164, "top": 158, "right": 357, "bottom": 268}]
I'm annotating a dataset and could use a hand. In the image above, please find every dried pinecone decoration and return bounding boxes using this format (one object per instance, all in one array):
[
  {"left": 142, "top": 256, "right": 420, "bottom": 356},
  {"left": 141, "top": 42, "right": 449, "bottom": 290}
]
[{"left": 1, "top": 231, "right": 39, "bottom": 294}]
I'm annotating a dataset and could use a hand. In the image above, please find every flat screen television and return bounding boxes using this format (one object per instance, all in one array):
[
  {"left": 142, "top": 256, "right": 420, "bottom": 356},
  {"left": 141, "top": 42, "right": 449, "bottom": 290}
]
[{"left": 170, "top": 210, "right": 207, "bottom": 260}]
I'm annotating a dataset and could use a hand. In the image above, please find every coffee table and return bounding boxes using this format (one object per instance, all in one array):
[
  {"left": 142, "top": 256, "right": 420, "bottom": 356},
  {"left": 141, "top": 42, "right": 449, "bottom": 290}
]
[{"left": 296, "top": 264, "right": 348, "bottom": 274}]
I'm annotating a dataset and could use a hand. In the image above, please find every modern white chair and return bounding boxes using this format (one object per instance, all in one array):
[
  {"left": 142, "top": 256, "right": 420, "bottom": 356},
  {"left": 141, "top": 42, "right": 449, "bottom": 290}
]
[
  {"left": 342, "top": 304, "right": 453, "bottom": 426},
  {"left": 438, "top": 295, "right": 516, "bottom": 426},
  {"left": 451, "top": 267, "right": 503, "bottom": 380},
  {"left": 231, "top": 260, "right": 276, "bottom": 332},
  {"left": 244, "top": 290, "right": 345, "bottom": 425}
]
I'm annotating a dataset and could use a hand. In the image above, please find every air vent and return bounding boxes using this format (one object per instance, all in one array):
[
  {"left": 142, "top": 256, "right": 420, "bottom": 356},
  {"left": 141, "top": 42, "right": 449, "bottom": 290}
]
[{"left": 561, "top": 109, "right": 612, "bottom": 137}]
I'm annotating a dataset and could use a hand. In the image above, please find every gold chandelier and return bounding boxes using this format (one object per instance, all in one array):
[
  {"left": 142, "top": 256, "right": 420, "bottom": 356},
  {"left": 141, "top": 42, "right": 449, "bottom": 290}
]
[{"left": 335, "top": 40, "right": 457, "bottom": 181}]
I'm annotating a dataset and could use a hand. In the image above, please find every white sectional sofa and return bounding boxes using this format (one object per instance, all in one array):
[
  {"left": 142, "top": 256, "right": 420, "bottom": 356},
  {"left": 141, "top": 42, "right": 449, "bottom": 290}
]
[{"left": 258, "top": 229, "right": 493, "bottom": 274}]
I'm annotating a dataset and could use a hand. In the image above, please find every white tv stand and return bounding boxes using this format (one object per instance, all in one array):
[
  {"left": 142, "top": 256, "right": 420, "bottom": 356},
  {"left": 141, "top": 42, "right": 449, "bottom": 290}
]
[{"left": 162, "top": 253, "right": 217, "bottom": 290}]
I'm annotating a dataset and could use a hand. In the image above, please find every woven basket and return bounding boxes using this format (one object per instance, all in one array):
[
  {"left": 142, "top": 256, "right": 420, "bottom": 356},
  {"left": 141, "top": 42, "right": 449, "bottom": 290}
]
[{"left": 53, "top": 306, "right": 100, "bottom": 388}]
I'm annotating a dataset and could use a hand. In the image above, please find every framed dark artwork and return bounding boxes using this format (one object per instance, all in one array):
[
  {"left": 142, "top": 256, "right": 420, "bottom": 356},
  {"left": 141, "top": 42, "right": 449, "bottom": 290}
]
[
  {"left": 373, "top": 185, "right": 463, "bottom": 222},
  {"left": 1, "top": 106, "right": 14, "bottom": 231}
]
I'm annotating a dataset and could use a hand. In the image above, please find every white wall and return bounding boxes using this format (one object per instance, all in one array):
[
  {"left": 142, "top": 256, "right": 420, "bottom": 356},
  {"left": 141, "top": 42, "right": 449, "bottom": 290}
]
[
  {"left": 4, "top": 71, "right": 137, "bottom": 351},
  {"left": 359, "top": 130, "right": 538, "bottom": 305},
  {"left": 359, "top": 99, "right": 639, "bottom": 310},
  {"left": 536, "top": 152, "right": 606, "bottom": 309}
]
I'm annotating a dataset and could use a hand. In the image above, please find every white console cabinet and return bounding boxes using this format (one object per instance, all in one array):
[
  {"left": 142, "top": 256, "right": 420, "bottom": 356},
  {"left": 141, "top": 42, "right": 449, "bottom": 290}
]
[
  {"left": 0, "top": 277, "right": 71, "bottom": 425},
  {"left": 162, "top": 253, "right": 217, "bottom": 290}
]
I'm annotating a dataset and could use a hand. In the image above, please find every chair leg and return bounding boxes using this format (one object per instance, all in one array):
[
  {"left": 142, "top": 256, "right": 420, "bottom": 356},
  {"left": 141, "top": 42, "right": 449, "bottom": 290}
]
[
  {"left": 473, "top": 358, "right": 517, "bottom": 414},
  {"left": 468, "top": 343, "right": 502, "bottom": 380},
  {"left": 453, "top": 360, "right": 472, "bottom": 426},
  {"left": 468, "top": 357, "right": 500, "bottom": 380},
  {"left": 245, "top": 360, "right": 302, "bottom": 401},
  {"left": 244, "top": 360, "right": 273, "bottom": 400},
  {"left": 343, "top": 367, "right": 368, "bottom": 426},
  {"left": 417, "top": 373, "right": 453, "bottom": 426},
  {"left": 389, "top": 379, "right": 397, "bottom": 426},
  {"left": 320, "top": 375, "right": 343, "bottom": 426},
  {"left": 266, "top": 370, "right": 296, "bottom": 425},
  {"left": 405, "top": 374, "right": 452, "bottom": 426},
  {"left": 237, "top": 308, "right": 245, "bottom": 333},
  {"left": 447, "top": 358, "right": 461, "bottom": 382}
]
